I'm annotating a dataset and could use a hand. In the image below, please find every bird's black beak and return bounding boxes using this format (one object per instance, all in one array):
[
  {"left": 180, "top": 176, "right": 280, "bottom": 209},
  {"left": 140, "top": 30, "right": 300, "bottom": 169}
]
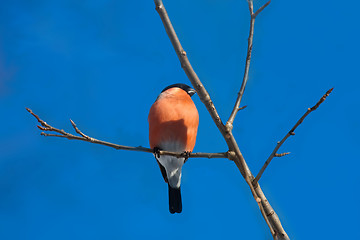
[{"left": 188, "top": 88, "right": 196, "bottom": 97}]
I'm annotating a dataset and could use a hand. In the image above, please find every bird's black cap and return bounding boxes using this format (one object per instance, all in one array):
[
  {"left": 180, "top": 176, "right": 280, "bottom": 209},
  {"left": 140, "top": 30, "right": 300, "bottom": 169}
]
[{"left": 161, "top": 83, "right": 196, "bottom": 97}]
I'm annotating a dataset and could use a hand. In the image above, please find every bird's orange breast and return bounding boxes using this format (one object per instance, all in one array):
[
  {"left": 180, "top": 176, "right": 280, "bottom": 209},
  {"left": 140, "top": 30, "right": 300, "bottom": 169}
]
[{"left": 148, "top": 88, "right": 199, "bottom": 151}]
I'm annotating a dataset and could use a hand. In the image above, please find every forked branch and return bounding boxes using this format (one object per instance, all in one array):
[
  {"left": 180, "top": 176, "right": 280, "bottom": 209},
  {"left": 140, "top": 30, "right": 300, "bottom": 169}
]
[
  {"left": 253, "top": 88, "right": 334, "bottom": 185},
  {"left": 25, "top": 108, "right": 229, "bottom": 159}
]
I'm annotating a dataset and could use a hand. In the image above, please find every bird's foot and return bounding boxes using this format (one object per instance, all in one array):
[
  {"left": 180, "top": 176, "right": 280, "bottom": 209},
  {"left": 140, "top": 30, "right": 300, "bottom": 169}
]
[
  {"left": 183, "top": 151, "right": 191, "bottom": 163},
  {"left": 153, "top": 147, "right": 161, "bottom": 158}
]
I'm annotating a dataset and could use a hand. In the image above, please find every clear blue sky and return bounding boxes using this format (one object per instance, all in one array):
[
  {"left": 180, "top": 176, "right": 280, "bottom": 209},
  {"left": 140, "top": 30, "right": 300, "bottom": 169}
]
[{"left": 1, "top": 0, "right": 359, "bottom": 239}]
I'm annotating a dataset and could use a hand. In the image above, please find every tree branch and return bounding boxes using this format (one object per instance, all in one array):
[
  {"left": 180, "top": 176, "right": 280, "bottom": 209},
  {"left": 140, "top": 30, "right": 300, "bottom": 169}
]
[
  {"left": 25, "top": 107, "right": 229, "bottom": 159},
  {"left": 226, "top": 0, "right": 271, "bottom": 130},
  {"left": 154, "top": 1, "right": 289, "bottom": 239},
  {"left": 253, "top": 88, "right": 334, "bottom": 185},
  {"left": 253, "top": 0, "right": 271, "bottom": 18},
  {"left": 154, "top": 0, "right": 227, "bottom": 139}
]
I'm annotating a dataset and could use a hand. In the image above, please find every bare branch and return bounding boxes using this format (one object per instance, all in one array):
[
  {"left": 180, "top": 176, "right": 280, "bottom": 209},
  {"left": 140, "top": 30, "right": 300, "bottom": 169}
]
[
  {"left": 154, "top": 1, "right": 290, "bottom": 239},
  {"left": 226, "top": 2, "right": 251, "bottom": 129},
  {"left": 253, "top": 0, "right": 271, "bottom": 18},
  {"left": 26, "top": 108, "right": 228, "bottom": 159},
  {"left": 254, "top": 185, "right": 288, "bottom": 240},
  {"left": 226, "top": 1, "right": 271, "bottom": 130},
  {"left": 253, "top": 88, "right": 334, "bottom": 185}
]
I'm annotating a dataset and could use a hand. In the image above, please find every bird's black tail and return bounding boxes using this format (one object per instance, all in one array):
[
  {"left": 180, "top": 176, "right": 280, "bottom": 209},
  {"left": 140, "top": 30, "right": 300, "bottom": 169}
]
[{"left": 168, "top": 184, "right": 182, "bottom": 214}]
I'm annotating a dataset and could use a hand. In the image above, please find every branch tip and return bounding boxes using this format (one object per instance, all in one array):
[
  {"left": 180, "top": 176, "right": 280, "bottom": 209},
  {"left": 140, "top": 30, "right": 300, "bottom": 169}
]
[
  {"left": 238, "top": 105, "right": 247, "bottom": 111},
  {"left": 310, "top": 87, "right": 334, "bottom": 111}
]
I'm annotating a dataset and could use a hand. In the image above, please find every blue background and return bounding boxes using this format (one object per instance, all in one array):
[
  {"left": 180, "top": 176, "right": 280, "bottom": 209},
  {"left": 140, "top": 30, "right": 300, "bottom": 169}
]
[{"left": 1, "top": 0, "right": 359, "bottom": 239}]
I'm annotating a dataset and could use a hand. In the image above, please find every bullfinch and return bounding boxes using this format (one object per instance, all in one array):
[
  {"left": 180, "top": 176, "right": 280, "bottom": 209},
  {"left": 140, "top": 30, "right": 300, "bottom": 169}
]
[{"left": 148, "top": 83, "right": 199, "bottom": 214}]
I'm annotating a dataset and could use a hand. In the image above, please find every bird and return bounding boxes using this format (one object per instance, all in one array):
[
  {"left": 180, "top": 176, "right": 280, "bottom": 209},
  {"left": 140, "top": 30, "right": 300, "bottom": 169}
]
[{"left": 148, "top": 83, "right": 199, "bottom": 214}]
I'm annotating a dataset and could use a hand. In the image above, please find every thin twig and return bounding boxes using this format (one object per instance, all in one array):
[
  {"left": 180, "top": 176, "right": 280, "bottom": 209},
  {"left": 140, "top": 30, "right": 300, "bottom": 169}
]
[
  {"left": 226, "top": 0, "right": 270, "bottom": 130},
  {"left": 252, "top": 0, "right": 271, "bottom": 18},
  {"left": 26, "top": 107, "right": 229, "bottom": 159},
  {"left": 274, "top": 152, "right": 290, "bottom": 157},
  {"left": 238, "top": 105, "right": 248, "bottom": 111},
  {"left": 70, "top": 119, "right": 94, "bottom": 141},
  {"left": 253, "top": 88, "right": 334, "bottom": 185}
]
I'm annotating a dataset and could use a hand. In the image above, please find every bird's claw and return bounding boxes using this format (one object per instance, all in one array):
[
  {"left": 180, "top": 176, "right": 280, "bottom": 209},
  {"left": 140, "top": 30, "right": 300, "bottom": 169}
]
[
  {"left": 183, "top": 151, "right": 191, "bottom": 163},
  {"left": 154, "top": 147, "right": 161, "bottom": 158}
]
